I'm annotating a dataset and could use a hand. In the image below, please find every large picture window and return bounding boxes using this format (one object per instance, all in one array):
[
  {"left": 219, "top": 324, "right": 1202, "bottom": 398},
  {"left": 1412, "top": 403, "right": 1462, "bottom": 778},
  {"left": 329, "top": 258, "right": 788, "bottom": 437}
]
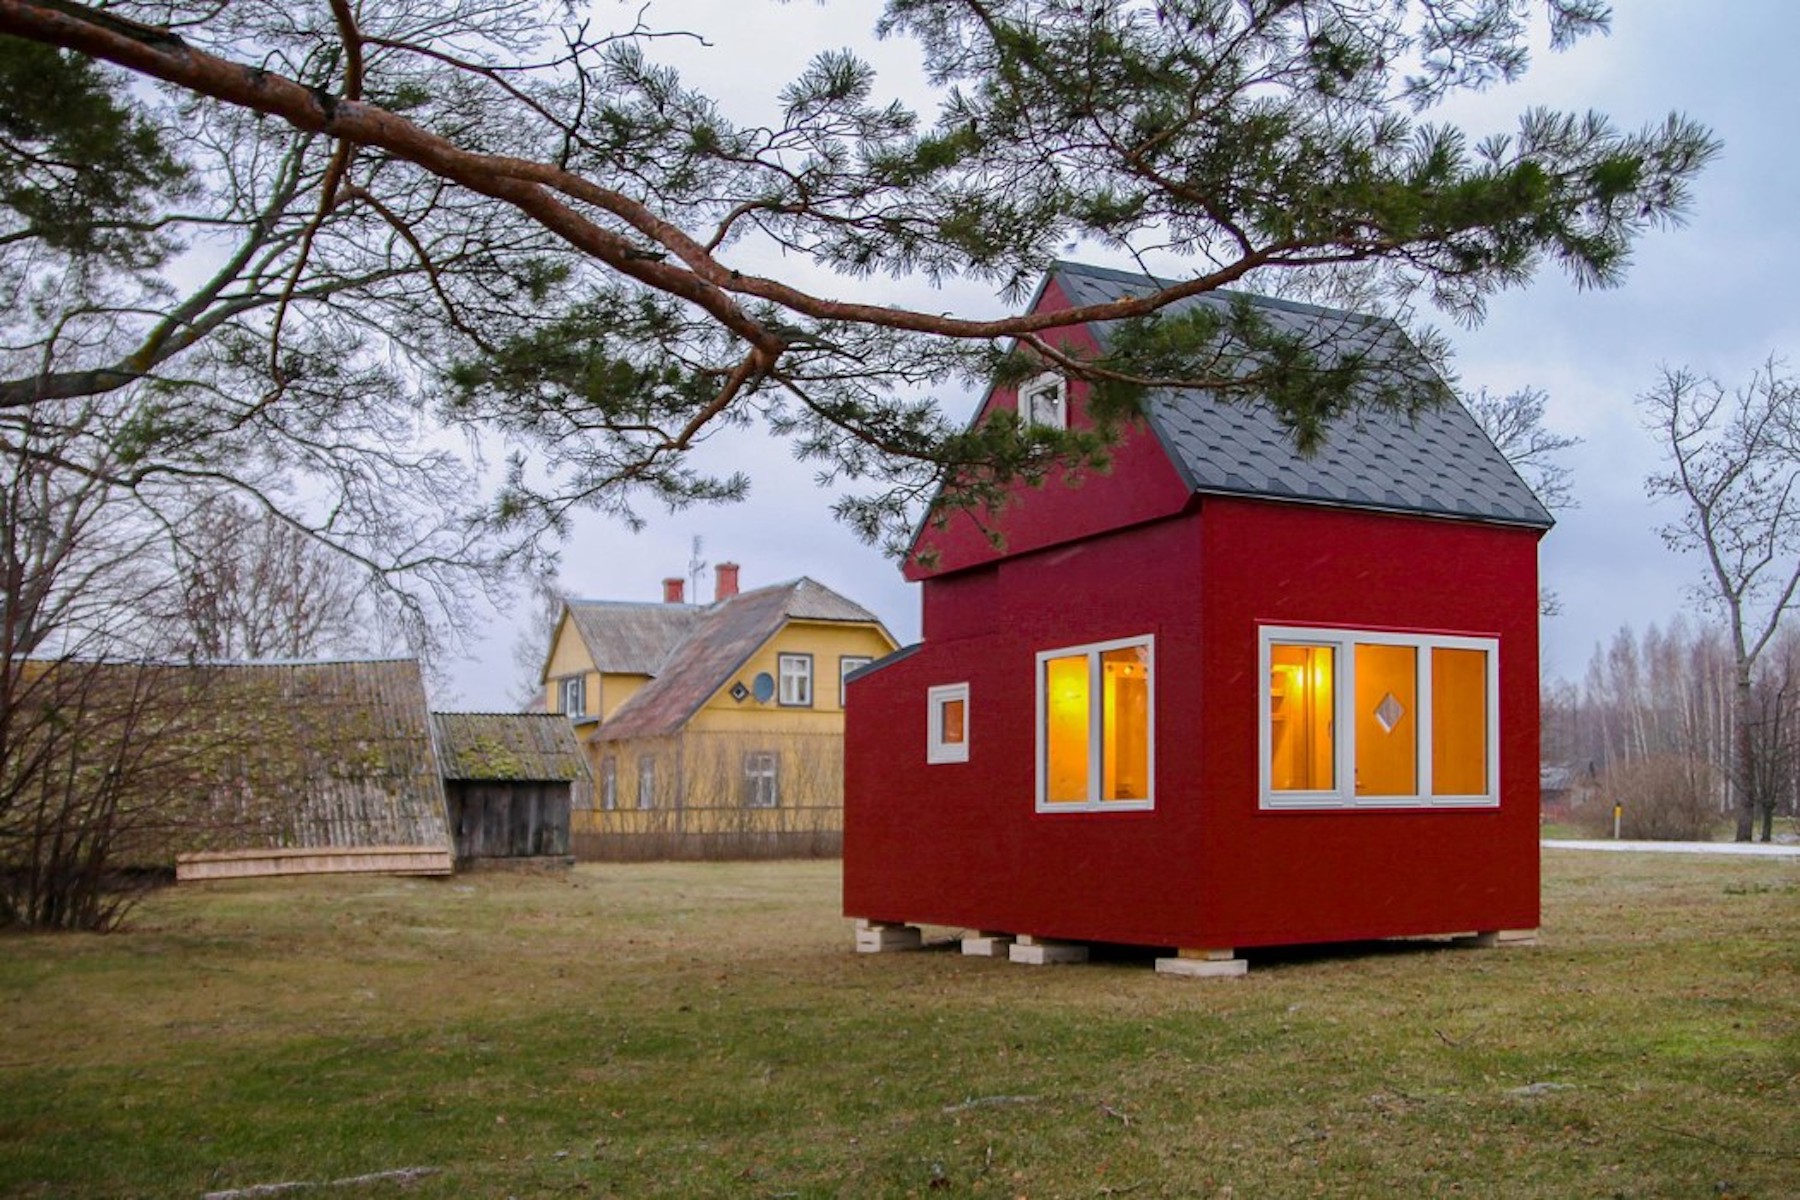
[
  {"left": 1035, "top": 636, "right": 1154, "bottom": 812},
  {"left": 1261, "top": 626, "right": 1498, "bottom": 809}
]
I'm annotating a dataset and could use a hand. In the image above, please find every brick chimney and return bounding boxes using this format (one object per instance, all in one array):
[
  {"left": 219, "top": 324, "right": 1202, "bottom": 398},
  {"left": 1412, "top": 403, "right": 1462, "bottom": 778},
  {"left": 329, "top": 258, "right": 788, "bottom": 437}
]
[
  {"left": 662, "top": 577, "right": 685, "bottom": 604},
  {"left": 714, "top": 562, "right": 740, "bottom": 603}
]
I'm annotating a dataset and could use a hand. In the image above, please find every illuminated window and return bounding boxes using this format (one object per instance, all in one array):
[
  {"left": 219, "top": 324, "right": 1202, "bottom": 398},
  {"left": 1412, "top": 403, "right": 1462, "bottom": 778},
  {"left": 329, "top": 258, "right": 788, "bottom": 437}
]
[
  {"left": 1260, "top": 626, "right": 1497, "bottom": 809},
  {"left": 1036, "top": 636, "right": 1154, "bottom": 812},
  {"left": 1020, "top": 372, "right": 1067, "bottom": 430},
  {"left": 927, "top": 683, "right": 970, "bottom": 764},
  {"left": 778, "top": 654, "right": 813, "bottom": 707}
]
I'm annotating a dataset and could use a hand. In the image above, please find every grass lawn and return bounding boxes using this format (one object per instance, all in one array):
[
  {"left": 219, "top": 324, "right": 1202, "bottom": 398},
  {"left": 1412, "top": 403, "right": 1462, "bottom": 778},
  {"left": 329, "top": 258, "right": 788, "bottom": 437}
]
[{"left": 1, "top": 854, "right": 1796, "bottom": 1199}]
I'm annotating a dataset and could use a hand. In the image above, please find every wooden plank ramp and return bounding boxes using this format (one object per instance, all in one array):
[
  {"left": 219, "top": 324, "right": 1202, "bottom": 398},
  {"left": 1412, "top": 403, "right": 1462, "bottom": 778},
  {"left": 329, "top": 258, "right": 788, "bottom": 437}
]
[{"left": 176, "top": 845, "right": 455, "bottom": 882}]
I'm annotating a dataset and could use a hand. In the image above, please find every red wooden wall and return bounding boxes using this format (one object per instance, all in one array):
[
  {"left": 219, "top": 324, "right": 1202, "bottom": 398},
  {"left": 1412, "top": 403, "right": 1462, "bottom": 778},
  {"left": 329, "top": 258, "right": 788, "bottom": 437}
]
[{"left": 844, "top": 495, "right": 1542, "bottom": 951}]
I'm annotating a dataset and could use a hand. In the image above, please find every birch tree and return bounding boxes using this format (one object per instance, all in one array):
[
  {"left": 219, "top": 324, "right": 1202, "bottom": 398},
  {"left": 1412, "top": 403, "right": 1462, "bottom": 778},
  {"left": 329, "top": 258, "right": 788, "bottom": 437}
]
[{"left": 1643, "top": 361, "right": 1800, "bottom": 842}]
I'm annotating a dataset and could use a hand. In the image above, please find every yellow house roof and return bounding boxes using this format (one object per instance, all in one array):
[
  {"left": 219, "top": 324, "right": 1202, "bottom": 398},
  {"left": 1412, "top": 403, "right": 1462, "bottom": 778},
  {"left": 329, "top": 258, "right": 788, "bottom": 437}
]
[{"left": 591, "top": 578, "right": 893, "bottom": 741}]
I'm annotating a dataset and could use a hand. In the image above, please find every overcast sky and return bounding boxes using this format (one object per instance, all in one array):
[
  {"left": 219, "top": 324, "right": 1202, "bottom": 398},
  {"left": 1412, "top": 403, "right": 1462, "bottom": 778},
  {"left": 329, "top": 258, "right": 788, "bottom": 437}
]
[{"left": 438, "top": 1, "right": 1800, "bottom": 707}]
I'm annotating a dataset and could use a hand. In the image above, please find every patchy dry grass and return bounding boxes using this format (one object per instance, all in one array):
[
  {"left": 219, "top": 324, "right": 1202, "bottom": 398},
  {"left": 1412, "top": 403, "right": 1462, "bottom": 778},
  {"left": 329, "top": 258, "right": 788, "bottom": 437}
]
[{"left": 1, "top": 853, "right": 1796, "bottom": 1198}]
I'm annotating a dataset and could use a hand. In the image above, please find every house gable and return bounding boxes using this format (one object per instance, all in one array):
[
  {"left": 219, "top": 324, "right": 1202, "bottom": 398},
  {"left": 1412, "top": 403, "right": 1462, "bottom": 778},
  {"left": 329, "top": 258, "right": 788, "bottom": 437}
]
[{"left": 905, "top": 261, "right": 1551, "bottom": 582}]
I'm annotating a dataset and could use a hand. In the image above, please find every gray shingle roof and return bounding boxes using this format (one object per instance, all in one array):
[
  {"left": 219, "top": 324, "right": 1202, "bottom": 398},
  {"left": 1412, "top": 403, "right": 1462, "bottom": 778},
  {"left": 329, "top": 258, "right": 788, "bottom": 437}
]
[
  {"left": 203, "top": 658, "right": 450, "bottom": 851},
  {"left": 594, "top": 578, "right": 892, "bottom": 742},
  {"left": 431, "top": 712, "right": 590, "bottom": 782},
  {"left": 562, "top": 601, "right": 701, "bottom": 675},
  {"left": 1050, "top": 261, "right": 1553, "bottom": 529}
]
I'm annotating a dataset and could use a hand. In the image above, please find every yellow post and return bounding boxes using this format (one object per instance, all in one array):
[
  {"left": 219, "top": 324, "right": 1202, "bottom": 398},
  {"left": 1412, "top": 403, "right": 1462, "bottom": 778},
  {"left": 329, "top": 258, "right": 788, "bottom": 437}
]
[{"left": 1612, "top": 802, "right": 1622, "bottom": 840}]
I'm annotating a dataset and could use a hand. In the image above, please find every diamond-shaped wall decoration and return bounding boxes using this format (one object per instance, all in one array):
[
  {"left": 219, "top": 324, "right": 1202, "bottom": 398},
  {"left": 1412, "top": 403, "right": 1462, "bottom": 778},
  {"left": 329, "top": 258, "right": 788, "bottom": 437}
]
[
  {"left": 729, "top": 681, "right": 750, "bottom": 703},
  {"left": 1374, "top": 692, "right": 1405, "bottom": 733}
]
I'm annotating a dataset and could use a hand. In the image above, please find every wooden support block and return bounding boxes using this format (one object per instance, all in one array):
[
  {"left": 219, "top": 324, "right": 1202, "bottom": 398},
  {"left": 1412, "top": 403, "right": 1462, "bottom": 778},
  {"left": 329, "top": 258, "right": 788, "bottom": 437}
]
[
  {"left": 1156, "top": 955, "right": 1248, "bottom": 979},
  {"left": 1495, "top": 928, "right": 1539, "bottom": 947},
  {"left": 853, "top": 919, "right": 923, "bottom": 954},
  {"left": 1008, "top": 936, "right": 1087, "bottom": 965},
  {"left": 1454, "top": 932, "right": 1500, "bottom": 949},
  {"left": 960, "top": 932, "right": 1015, "bottom": 957},
  {"left": 1178, "top": 947, "right": 1239, "bottom": 962}
]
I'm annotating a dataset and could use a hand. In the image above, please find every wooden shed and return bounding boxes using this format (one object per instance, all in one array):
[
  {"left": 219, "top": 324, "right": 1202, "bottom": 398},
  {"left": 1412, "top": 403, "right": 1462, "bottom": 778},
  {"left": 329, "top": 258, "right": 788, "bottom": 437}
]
[
  {"left": 430, "top": 712, "right": 587, "bottom": 864},
  {"left": 844, "top": 262, "right": 1552, "bottom": 975}
]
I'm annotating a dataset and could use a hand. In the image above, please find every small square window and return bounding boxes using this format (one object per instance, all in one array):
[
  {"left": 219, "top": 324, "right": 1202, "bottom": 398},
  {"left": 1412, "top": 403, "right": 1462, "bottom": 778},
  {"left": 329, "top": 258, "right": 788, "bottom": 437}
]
[
  {"left": 778, "top": 653, "right": 813, "bottom": 707},
  {"left": 927, "top": 683, "right": 970, "bottom": 764},
  {"left": 1020, "top": 372, "right": 1067, "bottom": 430}
]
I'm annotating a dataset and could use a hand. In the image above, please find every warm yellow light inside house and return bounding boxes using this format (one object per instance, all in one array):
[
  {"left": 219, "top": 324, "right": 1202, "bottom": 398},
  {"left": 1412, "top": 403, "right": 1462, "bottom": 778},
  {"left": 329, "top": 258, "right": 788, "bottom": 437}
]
[
  {"left": 941, "top": 697, "right": 966, "bottom": 745},
  {"left": 1101, "top": 646, "right": 1149, "bottom": 800},
  {"left": 1432, "top": 647, "right": 1488, "bottom": 795},
  {"left": 1354, "top": 642, "right": 1417, "bottom": 796},
  {"left": 1044, "top": 654, "right": 1089, "bottom": 803},
  {"left": 1269, "top": 644, "right": 1334, "bottom": 790}
]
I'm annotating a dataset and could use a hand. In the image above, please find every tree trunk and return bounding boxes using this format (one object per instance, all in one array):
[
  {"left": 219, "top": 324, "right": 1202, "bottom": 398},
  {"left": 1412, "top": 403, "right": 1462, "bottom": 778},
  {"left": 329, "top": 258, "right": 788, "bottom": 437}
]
[{"left": 1733, "top": 668, "right": 1756, "bottom": 842}]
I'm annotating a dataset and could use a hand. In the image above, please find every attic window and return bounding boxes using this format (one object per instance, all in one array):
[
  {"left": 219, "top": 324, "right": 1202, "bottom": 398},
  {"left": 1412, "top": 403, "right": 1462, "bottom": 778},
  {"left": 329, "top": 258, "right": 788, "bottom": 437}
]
[
  {"left": 1260, "top": 626, "right": 1497, "bottom": 810},
  {"left": 778, "top": 653, "right": 813, "bottom": 707},
  {"left": 1020, "top": 371, "right": 1067, "bottom": 430}
]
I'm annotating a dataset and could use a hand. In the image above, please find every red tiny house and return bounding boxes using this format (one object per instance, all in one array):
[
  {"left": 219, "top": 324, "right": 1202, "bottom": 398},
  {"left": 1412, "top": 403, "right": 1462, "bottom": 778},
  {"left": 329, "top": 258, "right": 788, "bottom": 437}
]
[{"left": 845, "top": 262, "right": 1550, "bottom": 971}]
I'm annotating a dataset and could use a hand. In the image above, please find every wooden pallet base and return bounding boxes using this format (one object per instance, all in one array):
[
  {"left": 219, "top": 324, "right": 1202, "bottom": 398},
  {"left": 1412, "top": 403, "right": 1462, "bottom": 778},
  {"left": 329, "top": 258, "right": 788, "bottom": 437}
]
[
  {"left": 960, "top": 932, "right": 1016, "bottom": 957},
  {"left": 1455, "top": 928, "right": 1540, "bottom": 949},
  {"left": 853, "top": 919, "right": 923, "bottom": 953},
  {"left": 176, "top": 845, "right": 454, "bottom": 881},
  {"left": 1156, "top": 950, "right": 1248, "bottom": 979},
  {"left": 1008, "top": 935, "right": 1087, "bottom": 965}
]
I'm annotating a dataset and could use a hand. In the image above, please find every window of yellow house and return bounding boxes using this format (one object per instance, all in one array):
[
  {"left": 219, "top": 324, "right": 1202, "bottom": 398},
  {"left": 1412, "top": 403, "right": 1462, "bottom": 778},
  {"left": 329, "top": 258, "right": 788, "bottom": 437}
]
[
  {"left": 599, "top": 756, "right": 617, "bottom": 811},
  {"left": 1260, "top": 626, "right": 1497, "bottom": 809},
  {"left": 1036, "top": 636, "right": 1154, "bottom": 813},
  {"left": 778, "top": 654, "right": 813, "bottom": 707},
  {"left": 743, "top": 751, "right": 779, "bottom": 808},
  {"left": 637, "top": 755, "right": 656, "bottom": 810},
  {"left": 839, "top": 655, "right": 875, "bottom": 707},
  {"left": 927, "top": 683, "right": 970, "bottom": 764},
  {"left": 561, "top": 675, "right": 586, "bottom": 719}
]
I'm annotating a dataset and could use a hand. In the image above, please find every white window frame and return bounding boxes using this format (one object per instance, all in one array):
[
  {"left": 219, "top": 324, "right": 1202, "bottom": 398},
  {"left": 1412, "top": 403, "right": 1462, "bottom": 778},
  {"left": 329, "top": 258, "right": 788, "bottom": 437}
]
[
  {"left": 637, "top": 755, "right": 656, "bottom": 810},
  {"left": 1034, "top": 635, "right": 1155, "bottom": 814},
  {"left": 743, "top": 750, "right": 780, "bottom": 808},
  {"left": 926, "top": 682, "right": 971, "bottom": 764},
  {"left": 777, "top": 653, "right": 813, "bottom": 707},
  {"left": 839, "top": 655, "right": 875, "bottom": 708},
  {"left": 1258, "top": 624, "right": 1500, "bottom": 811},
  {"left": 561, "top": 674, "right": 586, "bottom": 719},
  {"left": 599, "top": 756, "right": 618, "bottom": 811},
  {"left": 1019, "top": 371, "right": 1067, "bottom": 430}
]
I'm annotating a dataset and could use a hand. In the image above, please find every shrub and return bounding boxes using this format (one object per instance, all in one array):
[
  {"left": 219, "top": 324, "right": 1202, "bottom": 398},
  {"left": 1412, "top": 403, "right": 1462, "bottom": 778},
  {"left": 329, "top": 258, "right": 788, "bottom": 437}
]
[{"left": 1578, "top": 755, "right": 1719, "bottom": 841}]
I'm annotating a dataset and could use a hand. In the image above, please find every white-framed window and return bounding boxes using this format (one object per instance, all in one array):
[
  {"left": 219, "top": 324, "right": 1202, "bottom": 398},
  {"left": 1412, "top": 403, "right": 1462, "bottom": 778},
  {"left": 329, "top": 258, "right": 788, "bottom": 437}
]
[
  {"left": 637, "top": 755, "right": 656, "bottom": 810},
  {"left": 743, "top": 751, "right": 779, "bottom": 808},
  {"left": 927, "top": 683, "right": 971, "bottom": 764},
  {"left": 599, "top": 756, "right": 618, "bottom": 811},
  {"left": 1260, "top": 625, "right": 1499, "bottom": 810},
  {"left": 1036, "top": 636, "right": 1154, "bottom": 813},
  {"left": 1020, "top": 371, "right": 1067, "bottom": 430},
  {"left": 561, "top": 675, "right": 586, "bottom": 718},
  {"left": 839, "top": 655, "right": 875, "bottom": 708},
  {"left": 778, "top": 653, "right": 813, "bottom": 707}
]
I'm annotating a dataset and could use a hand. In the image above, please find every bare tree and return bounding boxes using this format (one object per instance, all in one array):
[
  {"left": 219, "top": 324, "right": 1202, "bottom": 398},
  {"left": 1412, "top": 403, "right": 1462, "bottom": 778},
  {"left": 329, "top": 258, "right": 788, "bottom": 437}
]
[
  {"left": 0, "top": 419, "right": 212, "bottom": 928},
  {"left": 1466, "top": 386, "right": 1581, "bottom": 617},
  {"left": 1643, "top": 360, "right": 1800, "bottom": 842},
  {"left": 154, "top": 496, "right": 374, "bottom": 661},
  {"left": 508, "top": 567, "right": 564, "bottom": 711}
]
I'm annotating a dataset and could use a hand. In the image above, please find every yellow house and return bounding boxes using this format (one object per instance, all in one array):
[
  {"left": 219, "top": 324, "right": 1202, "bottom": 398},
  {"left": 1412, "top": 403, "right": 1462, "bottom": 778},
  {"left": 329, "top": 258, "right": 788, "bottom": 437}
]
[{"left": 541, "top": 564, "right": 897, "bottom": 859}]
